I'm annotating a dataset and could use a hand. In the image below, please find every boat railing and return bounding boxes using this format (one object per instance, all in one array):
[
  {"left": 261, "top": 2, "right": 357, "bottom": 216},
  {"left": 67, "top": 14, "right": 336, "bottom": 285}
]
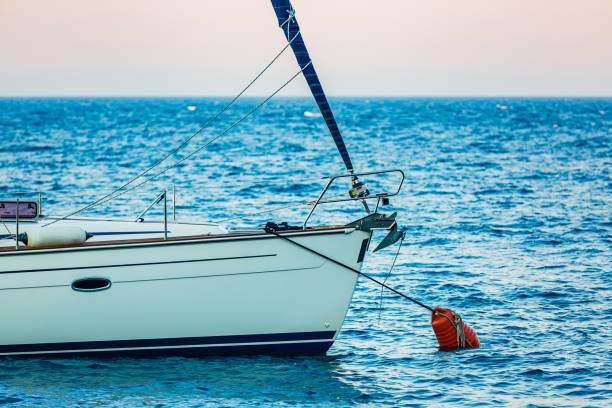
[
  {"left": 303, "top": 169, "right": 405, "bottom": 229},
  {"left": 15, "top": 199, "right": 20, "bottom": 249}
]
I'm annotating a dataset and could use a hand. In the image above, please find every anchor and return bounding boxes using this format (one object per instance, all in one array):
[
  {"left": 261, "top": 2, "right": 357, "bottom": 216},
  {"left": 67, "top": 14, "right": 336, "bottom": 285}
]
[{"left": 347, "top": 212, "right": 404, "bottom": 252}]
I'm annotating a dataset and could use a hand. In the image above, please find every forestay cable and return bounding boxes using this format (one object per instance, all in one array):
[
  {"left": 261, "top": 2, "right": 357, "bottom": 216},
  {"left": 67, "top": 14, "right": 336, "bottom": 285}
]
[
  {"left": 44, "top": 61, "right": 313, "bottom": 225},
  {"left": 43, "top": 24, "right": 301, "bottom": 227}
]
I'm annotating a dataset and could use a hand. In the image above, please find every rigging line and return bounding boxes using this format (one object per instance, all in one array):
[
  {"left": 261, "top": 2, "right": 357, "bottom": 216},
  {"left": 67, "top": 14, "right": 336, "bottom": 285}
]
[
  {"left": 43, "top": 61, "right": 313, "bottom": 225},
  {"left": 30, "top": 174, "right": 369, "bottom": 195},
  {"left": 0, "top": 218, "right": 14, "bottom": 241},
  {"left": 217, "top": 202, "right": 309, "bottom": 223},
  {"left": 279, "top": 6, "right": 295, "bottom": 29},
  {"left": 42, "top": 30, "right": 302, "bottom": 227},
  {"left": 377, "top": 233, "right": 405, "bottom": 324},
  {"left": 5, "top": 175, "right": 330, "bottom": 195},
  {"left": 36, "top": 173, "right": 342, "bottom": 218},
  {"left": 94, "top": 62, "right": 313, "bottom": 207},
  {"left": 122, "top": 26, "right": 301, "bottom": 182}
]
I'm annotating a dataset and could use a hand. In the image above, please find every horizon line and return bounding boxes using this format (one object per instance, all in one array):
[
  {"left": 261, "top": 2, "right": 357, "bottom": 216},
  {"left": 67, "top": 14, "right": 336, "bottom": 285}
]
[{"left": 1, "top": 94, "right": 611, "bottom": 99}]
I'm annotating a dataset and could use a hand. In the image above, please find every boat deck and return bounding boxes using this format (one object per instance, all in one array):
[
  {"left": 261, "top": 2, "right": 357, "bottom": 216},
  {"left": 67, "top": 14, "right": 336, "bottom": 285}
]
[{"left": 0, "top": 225, "right": 351, "bottom": 254}]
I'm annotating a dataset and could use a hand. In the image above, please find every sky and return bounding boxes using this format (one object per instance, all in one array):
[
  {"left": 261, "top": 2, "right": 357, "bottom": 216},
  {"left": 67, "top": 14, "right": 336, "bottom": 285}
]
[{"left": 1, "top": 0, "right": 611, "bottom": 96}]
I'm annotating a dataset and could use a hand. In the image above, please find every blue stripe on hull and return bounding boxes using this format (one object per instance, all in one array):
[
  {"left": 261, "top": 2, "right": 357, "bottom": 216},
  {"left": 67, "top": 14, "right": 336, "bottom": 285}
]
[
  {"left": 4, "top": 341, "right": 335, "bottom": 358},
  {"left": 0, "top": 331, "right": 336, "bottom": 356}
]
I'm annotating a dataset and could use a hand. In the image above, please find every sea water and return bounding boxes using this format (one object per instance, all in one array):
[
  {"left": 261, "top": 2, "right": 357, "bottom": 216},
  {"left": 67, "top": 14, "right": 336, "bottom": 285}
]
[{"left": 0, "top": 97, "right": 610, "bottom": 407}]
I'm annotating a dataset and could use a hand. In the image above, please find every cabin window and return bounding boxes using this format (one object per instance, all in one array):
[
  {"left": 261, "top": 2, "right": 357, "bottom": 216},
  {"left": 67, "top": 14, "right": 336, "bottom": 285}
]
[
  {"left": 71, "top": 278, "right": 112, "bottom": 292},
  {"left": 0, "top": 201, "right": 38, "bottom": 219}
]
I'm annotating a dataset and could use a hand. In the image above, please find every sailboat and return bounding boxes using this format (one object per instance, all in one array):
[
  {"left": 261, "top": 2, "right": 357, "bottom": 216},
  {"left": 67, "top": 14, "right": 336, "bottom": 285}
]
[{"left": 0, "top": 0, "right": 404, "bottom": 357}]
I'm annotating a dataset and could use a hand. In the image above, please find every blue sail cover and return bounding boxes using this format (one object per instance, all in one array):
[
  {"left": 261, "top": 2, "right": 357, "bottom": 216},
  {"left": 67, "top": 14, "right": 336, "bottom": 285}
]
[{"left": 270, "top": 0, "right": 354, "bottom": 172}]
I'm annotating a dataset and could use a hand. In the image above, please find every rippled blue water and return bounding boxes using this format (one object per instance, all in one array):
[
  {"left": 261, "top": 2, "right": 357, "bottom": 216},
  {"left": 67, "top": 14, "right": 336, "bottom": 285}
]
[{"left": 0, "top": 97, "right": 610, "bottom": 407}]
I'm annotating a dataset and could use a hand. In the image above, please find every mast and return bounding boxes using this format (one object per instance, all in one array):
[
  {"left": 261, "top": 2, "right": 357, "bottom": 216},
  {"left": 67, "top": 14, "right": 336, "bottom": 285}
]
[{"left": 270, "top": 0, "right": 354, "bottom": 173}]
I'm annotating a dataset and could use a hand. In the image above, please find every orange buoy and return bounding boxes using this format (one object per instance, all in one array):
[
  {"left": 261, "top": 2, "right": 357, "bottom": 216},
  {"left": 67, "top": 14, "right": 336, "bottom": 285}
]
[{"left": 431, "top": 307, "right": 480, "bottom": 350}]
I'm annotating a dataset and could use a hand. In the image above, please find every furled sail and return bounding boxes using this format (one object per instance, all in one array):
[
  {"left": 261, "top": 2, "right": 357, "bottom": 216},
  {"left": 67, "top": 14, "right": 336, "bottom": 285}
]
[{"left": 270, "top": 0, "right": 354, "bottom": 173}]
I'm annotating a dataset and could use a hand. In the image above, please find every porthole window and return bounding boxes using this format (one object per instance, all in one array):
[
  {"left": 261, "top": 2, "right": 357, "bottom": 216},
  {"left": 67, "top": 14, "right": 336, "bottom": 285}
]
[{"left": 71, "top": 278, "right": 111, "bottom": 292}]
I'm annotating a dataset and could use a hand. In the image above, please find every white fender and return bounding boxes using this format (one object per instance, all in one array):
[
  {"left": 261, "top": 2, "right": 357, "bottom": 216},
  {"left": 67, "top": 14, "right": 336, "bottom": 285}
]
[{"left": 22, "top": 226, "right": 90, "bottom": 248}]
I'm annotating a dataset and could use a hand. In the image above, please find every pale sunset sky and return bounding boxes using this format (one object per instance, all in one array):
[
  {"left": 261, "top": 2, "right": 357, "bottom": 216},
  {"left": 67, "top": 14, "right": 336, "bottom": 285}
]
[{"left": 1, "top": 0, "right": 611, "bottom": 96}]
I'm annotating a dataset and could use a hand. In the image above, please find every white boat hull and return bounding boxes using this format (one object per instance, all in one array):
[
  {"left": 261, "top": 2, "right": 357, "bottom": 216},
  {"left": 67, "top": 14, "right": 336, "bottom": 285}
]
[{"left": 0, "top": 226, "right": 370, "bottom": 357}]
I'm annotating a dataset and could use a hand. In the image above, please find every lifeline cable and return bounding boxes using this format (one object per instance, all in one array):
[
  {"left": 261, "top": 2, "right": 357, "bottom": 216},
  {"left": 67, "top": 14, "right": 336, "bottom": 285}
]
[
  {"left": 216, "top": 192, "right": 347, "bottom": 223},
  {"left": 35, "top": 175, "right": 341, "bottom": 220},
  {"left": 264, "top": 227, "right": 434, "bottom": 313}
]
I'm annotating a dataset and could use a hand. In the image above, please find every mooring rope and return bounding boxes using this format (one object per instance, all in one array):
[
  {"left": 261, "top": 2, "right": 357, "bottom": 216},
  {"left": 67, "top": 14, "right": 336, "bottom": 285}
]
[
  {"left": 436, "top": 309, "right": 473, "bottom": 348},
  {"left": 264, "top": 227, "right": 434, "bottom": 313},
  {"left": 266, "top": 226, "right": 480, "bottom": 350},
  {"left": 43, "top": 18, "right": 301, "bottom": 227}
]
